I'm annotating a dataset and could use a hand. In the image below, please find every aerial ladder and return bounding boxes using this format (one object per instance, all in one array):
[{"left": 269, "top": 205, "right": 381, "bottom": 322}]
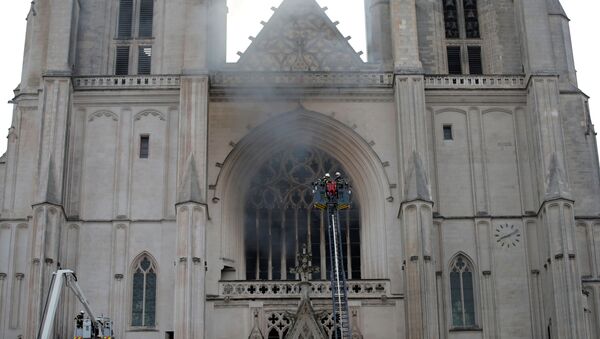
[
  {"left": 38, "top": 269, "right": 114, "bottom": 339},
  {"left": 313, "top": 172, "right": 352, "bottom": 339}
]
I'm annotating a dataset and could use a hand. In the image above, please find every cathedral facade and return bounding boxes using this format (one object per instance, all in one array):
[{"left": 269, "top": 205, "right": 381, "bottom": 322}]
[{"left": 1, "top": 0, "right": 600, "bottom": 338}]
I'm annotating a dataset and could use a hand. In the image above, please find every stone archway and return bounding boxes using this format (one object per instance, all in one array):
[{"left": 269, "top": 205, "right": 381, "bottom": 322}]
[{"left": 216, "top": 108, "right": 390, "bottom": 279}]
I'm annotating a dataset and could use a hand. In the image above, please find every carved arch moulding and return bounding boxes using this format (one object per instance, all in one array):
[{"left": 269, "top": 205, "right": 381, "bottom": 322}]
[
  {"left": 213, "top": 108, "right": 391, "bottom": 280},
  {"left": 134, "top": 109, "right": 166, "bottom": 122},
  {"left": 88, "top": 110, "right": 119, "bottom": 122}
]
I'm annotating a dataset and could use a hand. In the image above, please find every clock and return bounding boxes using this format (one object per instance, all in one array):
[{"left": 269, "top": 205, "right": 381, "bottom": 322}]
[{"left": 495, "top": 223, "right": 521, "bottom": 248}]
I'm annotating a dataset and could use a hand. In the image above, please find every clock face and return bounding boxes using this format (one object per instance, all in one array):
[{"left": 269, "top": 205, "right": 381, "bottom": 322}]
[{"left": 495, "top": 223, "right": 521, "bottom": 248}]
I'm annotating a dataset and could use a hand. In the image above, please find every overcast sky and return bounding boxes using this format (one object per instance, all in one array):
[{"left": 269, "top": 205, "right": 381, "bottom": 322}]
[{"left": 0, "top": 0, "right": 598, "bottom": 156}]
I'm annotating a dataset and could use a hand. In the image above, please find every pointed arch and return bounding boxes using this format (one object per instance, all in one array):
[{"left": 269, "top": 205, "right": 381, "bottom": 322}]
[
  {"left": 448, "top": 252, "right": 478, "bottom": 328},
  {"left": 215, "top": 108, "right": 390, "bottom": 279},
  {"left": 130, "top": 251, "right": 158, "bottom": 328}
]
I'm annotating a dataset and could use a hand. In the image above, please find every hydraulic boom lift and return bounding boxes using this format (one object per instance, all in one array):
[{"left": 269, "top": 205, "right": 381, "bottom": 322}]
[{"left": 38, "top": 269, "right": 113, "bottom": 339}]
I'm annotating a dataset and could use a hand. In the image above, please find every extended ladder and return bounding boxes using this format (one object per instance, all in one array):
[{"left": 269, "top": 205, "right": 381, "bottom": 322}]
[
  {"left": 327, "top": 206, "right": 351, "bottom": 339},
  {"left": 314, "top": 173, "right": 352, "bottom": 339}
]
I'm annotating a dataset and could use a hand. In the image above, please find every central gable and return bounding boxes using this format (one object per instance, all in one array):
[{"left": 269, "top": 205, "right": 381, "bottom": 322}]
[{"left": 237, "top": 0, "right": 365, "bottom": 71}]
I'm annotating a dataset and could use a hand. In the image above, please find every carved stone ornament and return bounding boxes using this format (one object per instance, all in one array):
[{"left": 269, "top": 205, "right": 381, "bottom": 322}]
[
  {"left": 237, "top": 0, "right": 364, "bottom": 72},
  {"left": 284, "top": 296, "right": 328, "bottom": 339},
  {"left": 248, "top": 310, "right": 264, "bottom": 339}
]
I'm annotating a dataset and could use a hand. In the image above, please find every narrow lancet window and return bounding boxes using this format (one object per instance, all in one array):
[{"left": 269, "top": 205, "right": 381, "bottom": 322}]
[
  {"left": 131, "top": 255, "right": 157, "bottom": 327},
  {"left": 443, "top": 0, "right": 460, "bottom": 39},
  {"left": 463, "top": 0, "right": 480, "bottom": 38},
  {"left": 140, "top": 135, "right": 150, "bottom": 159},
  {"left": 118, "top": 0, "right": 133, "bottom": 38},
  {"left": 138, "top": 0, "right": 154, "bottom": 38},
  {"left": 450, "top": 255, "right": 476, "bottom": 328}
]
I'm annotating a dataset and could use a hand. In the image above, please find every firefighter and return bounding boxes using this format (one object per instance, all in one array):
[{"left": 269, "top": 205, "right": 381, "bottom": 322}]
[{"left": 74, "top": 311, "right": 85, "bottom": 329}]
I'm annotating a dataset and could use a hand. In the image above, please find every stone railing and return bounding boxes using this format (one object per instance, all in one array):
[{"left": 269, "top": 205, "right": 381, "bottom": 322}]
[
  {"left": 73, "top": 75, "right": 180, "bottom": 90},
  {"left": 424, "top": 75, "right": 526, "bottom": 89},
  {"left": 210, "top": 72, "right": 394, "bottom": 88},
  {"left": 219, "top": 279, "right": 391, "bottom": 300},
  {"left": 73, "top": 74, "right": 525, "bottom": 90}
]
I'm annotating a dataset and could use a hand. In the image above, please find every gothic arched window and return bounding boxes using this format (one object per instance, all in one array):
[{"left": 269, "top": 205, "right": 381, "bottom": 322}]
[
  {"left": 131, "top": 254, "right": 157, "bottom": 327},
  {"left": 442, "top": 0, "right": 482, "bottom": 74},
  {"left": 450, "top": 255, "right": 476, "bottom": 328},
  {"left": 244, "top": 146, "right": 361, "bottom": 281}
]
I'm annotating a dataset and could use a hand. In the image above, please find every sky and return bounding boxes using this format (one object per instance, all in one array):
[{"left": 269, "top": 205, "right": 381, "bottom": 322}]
[{"left": 0, "top": 0, "right": 598, "bottom": 157}]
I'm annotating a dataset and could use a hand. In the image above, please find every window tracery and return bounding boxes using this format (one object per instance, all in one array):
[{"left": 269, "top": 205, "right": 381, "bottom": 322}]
[
  {"left": 266, "top": 312, "right": 292, "bottom": 339},
  {"left": 244, "top": 146, "right": 361, "bottom": 281},
  {"left": 131, "top": 255, "right": 157, "bottom": 327},
  {"left": 450, "top": 255, "right": 476, "bottom": 328}
]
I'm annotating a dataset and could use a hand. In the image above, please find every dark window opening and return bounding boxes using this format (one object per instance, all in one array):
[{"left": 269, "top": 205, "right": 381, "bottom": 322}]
[
  {"left": 138, "top": 47, "right": 152, "bottom": 75},
  {"left": 115, "top": 46, "right": 130, "bottom": 75},
  {"left": 118, "top": 0, "right": 133, "bottom": 38},
  {"left": 140, "top": 135, "right": 150, "bottom": 159},
  {"left": 443, "top": 125, "right": 453, "bottom": 140},
  {"left": 447, "top": 46, "right": 462, "bottom": 74},
  {"left": 244, "top": 146, "right": 361, "bottom": 281},
  {"left": 463, "top": 0, "right": 480, "bottom": 38},
  {"left": 468, "top": 46, "right": 482, "bottom": 74},
  {"left": 139, "top": 0, "right": 154, "bottom": 38},
  {"left": 443, "top": 0, "right": 459, "bottom": 39},
  {"left": 165, "top": 332, "right": 174, "bottom": 339}
]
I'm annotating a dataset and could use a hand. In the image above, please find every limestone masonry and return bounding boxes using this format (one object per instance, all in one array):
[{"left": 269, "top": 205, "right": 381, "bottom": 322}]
[{"left": 0, "top": 0, "right": 599, "bottom": 338}]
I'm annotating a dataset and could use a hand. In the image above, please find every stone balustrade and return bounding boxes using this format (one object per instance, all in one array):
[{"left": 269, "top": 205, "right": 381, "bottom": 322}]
[
  {"left": 219, "top": 279, "right": 391, "bottom": 299},
  {"left": 73, "top": 75, "right": 180, "bottom": 90},
  {"left": 72, "top": 74, "right": 526, "bottom": 90},
  {"left": 424, "top": 75, "right": 526, "bottom": 89}
]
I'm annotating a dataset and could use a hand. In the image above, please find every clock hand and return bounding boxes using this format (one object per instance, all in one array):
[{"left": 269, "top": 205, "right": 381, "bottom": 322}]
[{"left": 498, "top": 229, "right": 519, "bottom": 241}]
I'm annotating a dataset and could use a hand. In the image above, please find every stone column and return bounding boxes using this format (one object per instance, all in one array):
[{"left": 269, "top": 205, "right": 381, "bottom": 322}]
[
  {"left": 24, "top": 203, "right": 65, "bottom": 339},
  {"left": 391, "top": 1, "right": 437, "bottom": 334},
  {"left": 109, "top": 222, "right": 129, "bottom": 339},
  {"left": 45, "top": 0, "right": 78, "bottom": 75},
  {"left": 174, "top": 75, "right": 209, "bottom": 339},
  {"left": 527, "top": 76, "right": 586, "bottom": 338},
  {"left": 21, "top": 1, "right": 49, "bottom": 92},
  {"left": 400, "top": 200, "right": 438, "bottom": 339},
  {"left": 208, "top": 0, "right": 227, "bottom": 70},
  {"left": 115, "top": 108, "right": 132, "bottom": 219},
  {"left": 514, "top": 1, "right": 586, "bottom": 334},
  {"left": 514, "top": 0, "right": 555, "bottom": 74},
  {"left": 546, "top": 0, "right": 577, "bottom": 86},
  {"left": 389, "top": 0, "right": 422, "bottom": 72},
  {"left": 365, "top": 0, "right": 392, "bottom": 67},
  {"left": 24, "top": 75, "right": 73, "bottom": 339},
  {"left": 182, "top": 0, "right": 209, "bottom": 74},
  {"left": 174, "top": 182, "right": 208, "bottom": 339},
  {"left": 395, "top": 74, "right": 439, "bottom": 338},
  {"left": 174, "top": 2, "right": 210, "bottom": 337}
]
